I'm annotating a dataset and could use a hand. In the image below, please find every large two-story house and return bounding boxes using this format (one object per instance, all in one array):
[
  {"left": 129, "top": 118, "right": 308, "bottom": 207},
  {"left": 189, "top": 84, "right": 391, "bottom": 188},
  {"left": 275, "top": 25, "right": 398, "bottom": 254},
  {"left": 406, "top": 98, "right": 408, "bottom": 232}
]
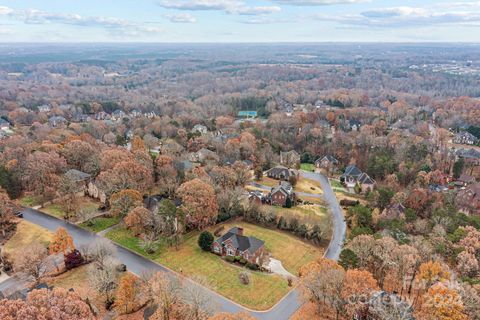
[
  {"left": 341, "top": 165, "right": 376, "bottom": 193},
  {"left": 453, "top": 132, "right": 478, "bottom": 145},
  {"left": 315, "top": 155, "right": 339, "bottom": 173},
  {"left": 268, "top": 181, "right": 295, "bottom": 207},
  {"left": 456, "top": 183, "right": 480, "bottom": 215},
  {"left": 266, "top": 166, "right": 298, "bottom": 181},
  {"left": 212, "top": 227, "right": 266, "bottom": 265}
]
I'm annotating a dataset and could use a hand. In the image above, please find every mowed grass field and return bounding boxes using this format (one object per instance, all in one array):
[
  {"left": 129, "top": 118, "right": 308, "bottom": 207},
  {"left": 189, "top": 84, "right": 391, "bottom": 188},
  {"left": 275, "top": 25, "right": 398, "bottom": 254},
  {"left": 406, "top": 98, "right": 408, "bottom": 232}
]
[
  {"left": 155, "top": 221, "right": 320, "bottom": 310},
  {"left": 3, "top": 220, "right": 53, "bottom": 256},
  {"left": 295, "top": 178, "right": 323, "bottom": 195},
  {"left": 106, "top": 220, "right": 323, "bottom": 310}
]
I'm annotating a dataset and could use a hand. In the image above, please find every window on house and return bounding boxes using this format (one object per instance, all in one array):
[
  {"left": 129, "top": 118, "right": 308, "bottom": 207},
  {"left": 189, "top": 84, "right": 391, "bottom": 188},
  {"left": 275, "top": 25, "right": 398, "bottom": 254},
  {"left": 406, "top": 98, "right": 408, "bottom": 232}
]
[{"left": 227, "top": 249, "right": 234, "bottom": 256}]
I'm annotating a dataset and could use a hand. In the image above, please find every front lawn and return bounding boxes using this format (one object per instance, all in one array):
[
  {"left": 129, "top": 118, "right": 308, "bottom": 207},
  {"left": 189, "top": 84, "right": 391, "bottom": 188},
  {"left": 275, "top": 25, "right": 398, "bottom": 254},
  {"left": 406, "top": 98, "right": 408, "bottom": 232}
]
[
  {"left": 300, "top": 163, "right": 315, "bottom": 172},
  {"left": 215, "top": 221, "right": 324, "bottom": 275},
  {"left": 19, "top": 195, "right": 42, "bottom": 207},
  {"left": 42, "top": 203, "right": 67, "bottom": 219},
  {"left": 3, "top": 221, "right": 53, "bottom": 256},
  {"left": 156, "top": 227, "right": 291, "bottom": 310},
  {"left": 80, "top": 216, "right": 120, "bottom": 233},
  {"left": 105, "top": 222, "right": 315, "bottom": 310}
]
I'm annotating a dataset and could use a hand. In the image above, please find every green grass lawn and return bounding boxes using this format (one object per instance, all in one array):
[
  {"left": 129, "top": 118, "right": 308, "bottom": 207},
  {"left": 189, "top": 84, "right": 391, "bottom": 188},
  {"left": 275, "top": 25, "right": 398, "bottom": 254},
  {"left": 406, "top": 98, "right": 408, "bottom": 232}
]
[
  {"left": 300, "top": 163, "right": 315, "bottom": 172},
  {"left": 19, "top": 195, "right": 42, "bottom": 207},
  {"left": 105, "top": 221, "right": 325, "bottom": 310},
  {"left": 42, "top": 203, "right": 67, "bottom": 219},
  {"left": 329, "top": 179, "right": 343, "bottom": 189},
  {"left": 3, "top": 221, "right": 53, "bottom": 256},
  {"left": 156, "top": 226, "right": 291, "bottom": 310},
  {"left": 80, "top": 216, "right": 120, "bottom": 233},
  {"left": 105, "top": 226, "right": 164, "bottom": 260}
]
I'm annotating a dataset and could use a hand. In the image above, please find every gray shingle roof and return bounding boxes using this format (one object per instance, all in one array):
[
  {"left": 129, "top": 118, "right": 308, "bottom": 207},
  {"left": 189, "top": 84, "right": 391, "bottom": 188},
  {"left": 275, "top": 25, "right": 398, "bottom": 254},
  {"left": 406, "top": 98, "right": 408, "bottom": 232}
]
[{"left": 214, "top": 227, "right": 264, "bottom": 255}]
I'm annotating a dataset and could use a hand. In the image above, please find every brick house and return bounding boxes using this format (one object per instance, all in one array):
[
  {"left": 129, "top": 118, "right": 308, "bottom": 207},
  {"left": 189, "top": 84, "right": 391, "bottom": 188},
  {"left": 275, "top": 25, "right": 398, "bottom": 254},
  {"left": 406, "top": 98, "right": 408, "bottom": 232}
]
[
  {"left": 456, "top": 183, "right": 480, "bottom": 215},
  {"left": 266, "top": 166, "right": 298, "bottom": 181},
  {"left": 212, "top": 227, "right": 266, "bottom": 265},
  {"left": 341, "top": 165, "right": 376, "bottom": 193},
  {"left": 315, "top": 155, "right": 339, "bottom": 173},
  {"left": 268, "top": 181, "right": 295, "bottom": 207}
]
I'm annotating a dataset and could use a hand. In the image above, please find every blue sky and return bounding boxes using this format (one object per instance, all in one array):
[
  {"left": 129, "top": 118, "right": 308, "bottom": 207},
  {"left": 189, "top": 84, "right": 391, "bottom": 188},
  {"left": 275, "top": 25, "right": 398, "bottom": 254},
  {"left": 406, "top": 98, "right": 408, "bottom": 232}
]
[{"left": 0, "top": 0, "right": 480, "bottom": 42}]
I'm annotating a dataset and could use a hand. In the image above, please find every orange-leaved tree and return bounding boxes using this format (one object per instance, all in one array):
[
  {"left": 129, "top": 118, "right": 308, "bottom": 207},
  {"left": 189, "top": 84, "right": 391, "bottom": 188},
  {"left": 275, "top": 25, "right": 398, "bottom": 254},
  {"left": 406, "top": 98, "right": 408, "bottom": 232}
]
[
  {"left": 177, "top": 178, "right": 218, "bottom": 230},
  {"left": 49, "top": 227, "right": 75, "bottom": 255}
]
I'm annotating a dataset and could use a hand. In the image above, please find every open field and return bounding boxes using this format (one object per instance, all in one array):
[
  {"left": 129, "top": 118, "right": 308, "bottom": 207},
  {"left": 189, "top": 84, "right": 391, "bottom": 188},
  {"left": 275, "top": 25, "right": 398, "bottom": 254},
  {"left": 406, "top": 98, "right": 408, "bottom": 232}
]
[
  {"left": 3, "top": 220, "right": 53, "bottom": 255},
  {"left": 19, "top": 195, "right": 42, "bottom": 207},
  {"left": 43, "top": 197, "right": 100, "bottom": 221}
]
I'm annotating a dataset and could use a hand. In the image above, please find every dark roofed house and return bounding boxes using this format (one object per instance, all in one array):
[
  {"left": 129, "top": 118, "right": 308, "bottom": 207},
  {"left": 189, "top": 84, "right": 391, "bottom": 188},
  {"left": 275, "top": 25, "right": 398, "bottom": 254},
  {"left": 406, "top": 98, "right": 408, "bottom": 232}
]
[
  {"left": 64, "top": 169, "right": 91, "bottom": 196},
  {"left": 315, "top": 155, "right": 339, "bottom": 174},
  {"left": 48, "top": 115, "right": 67, "bottom": 128},
  {"left": 268, "top": 181, "right": 295, "bottom": 207},
  {"left": 456, "top": 183, "right": 480, "bottom": 215},
  {"left": 0, "top": 118, "right": 11, "bottom": 130},
  {"left": 212, "top": 227, "right": 266, "bottom": 265},
  {"left": 380, "top": 203, "right": 406, "bottom": 221},
  {"left": 266, "top": 166, "right": 298, "bottom": 181},
  {"left": 457, "top": 174, "right": 476, "bottom": 186},
  {"left": 453, "top": 132, "right": 478, "bottom": 145},
  {"left": 341, "top": 165, "right": 376, "bottom": 193}
]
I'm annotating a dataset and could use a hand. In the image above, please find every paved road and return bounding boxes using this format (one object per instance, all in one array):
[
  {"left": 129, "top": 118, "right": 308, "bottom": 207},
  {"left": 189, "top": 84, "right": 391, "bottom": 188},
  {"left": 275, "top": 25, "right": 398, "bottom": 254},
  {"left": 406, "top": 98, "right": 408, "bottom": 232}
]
[
  {"left": 21, "top": 208, "right": 301, "bottom": 319},
  {"left": 300, "top": 171, "right": 346, "bottom": 260},
  {"left": 15, "top": 173, "right": 344, "bottom": 319}
]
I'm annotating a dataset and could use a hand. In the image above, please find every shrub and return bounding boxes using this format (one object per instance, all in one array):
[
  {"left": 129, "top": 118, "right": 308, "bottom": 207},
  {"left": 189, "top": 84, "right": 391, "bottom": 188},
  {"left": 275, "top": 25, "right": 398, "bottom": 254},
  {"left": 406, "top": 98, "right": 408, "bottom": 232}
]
[
  {"left": 234, "top": 256, "right": 241, "bottom": 262},
  {"left": 239, "top": 258, "right": 247, "bottom": 265},
  {"left": 239, "top": 271, "right": 250, "bottom": 285},
  {"left": 225, "top": 256, "right": 235, "bottom": 263},
  {"left": 198, "top": 231, "right": 214, "bottom": 251},
  {"left": 246, "top": 262, "right": 259, "bottom": 271},
  {"left": 216, "top": 211, "right": 230, "bottom": 223},
  {"left": 64, "top": 249, "right": 84, "bottom": 270},
  {"left": 213, "top": 226, "right": 225, "bottom": 237},
  {"left": 338, "top": 248, "right": 359, "bottom": 269}
]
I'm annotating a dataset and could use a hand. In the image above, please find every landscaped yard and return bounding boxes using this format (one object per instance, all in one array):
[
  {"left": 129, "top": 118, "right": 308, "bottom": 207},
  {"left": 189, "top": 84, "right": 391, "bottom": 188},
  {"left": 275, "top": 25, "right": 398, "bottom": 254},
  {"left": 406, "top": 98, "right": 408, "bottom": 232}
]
[
  {"left": 3, "top": 221, "right": 53, "bottom": 256},
  {"left": 155, "top": 226, "right": 291, "bottom": 310},
  {"left": 106, "top": 220, "right": 325, "bottom": 310},
  {"left": 300, "top": 163, "right": 315, "bottom": 172},
  {"left": 80, "top": 216, "right": 120, "bottom": 233}
]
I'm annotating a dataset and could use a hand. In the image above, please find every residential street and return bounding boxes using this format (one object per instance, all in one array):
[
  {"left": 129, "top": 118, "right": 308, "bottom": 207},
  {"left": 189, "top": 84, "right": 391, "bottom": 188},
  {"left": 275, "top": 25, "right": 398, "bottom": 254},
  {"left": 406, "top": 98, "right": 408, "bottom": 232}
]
[
  {"left": 14, "top": 172, "right": 344, "bottom": 319},
  {"left": 300, "top": 171, "right": 347, "bottom": 260}
]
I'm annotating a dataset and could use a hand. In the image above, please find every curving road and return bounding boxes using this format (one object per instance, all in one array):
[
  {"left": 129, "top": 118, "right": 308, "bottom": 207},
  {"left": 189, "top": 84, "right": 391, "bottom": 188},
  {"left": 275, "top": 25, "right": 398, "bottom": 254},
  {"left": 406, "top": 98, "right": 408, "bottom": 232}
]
[
  {"left": 17, "top": 172, "right": 345, "bottom": 320},
  {"left": 299, "top": 171, "right": 346, "bottom": 261}
]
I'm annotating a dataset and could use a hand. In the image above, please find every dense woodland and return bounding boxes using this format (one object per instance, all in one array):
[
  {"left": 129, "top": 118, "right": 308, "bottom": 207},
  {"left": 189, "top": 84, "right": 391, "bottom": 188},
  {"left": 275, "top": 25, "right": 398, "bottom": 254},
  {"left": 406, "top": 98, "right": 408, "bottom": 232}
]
[{"left": 0, "top": 44, "right": 479, "bottom": 319}]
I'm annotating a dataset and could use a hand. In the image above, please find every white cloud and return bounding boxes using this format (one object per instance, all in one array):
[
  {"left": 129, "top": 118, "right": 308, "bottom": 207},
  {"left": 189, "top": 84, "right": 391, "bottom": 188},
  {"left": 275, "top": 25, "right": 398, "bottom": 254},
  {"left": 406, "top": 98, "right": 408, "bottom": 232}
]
[
  {"left": 158, "top": 0, "right": 281, "bottom": 15},
  {"left": 0, "top": 6, "right": 162, "bottom": 37},
  {"left": 313, "top": 3, "right": 480, "bottom": 28},
  {"left": 272, "top": 0, "right": 369, "bottom": 5},
  {"left": 165, "top": 13, "right": 197, "bottom": 23}
]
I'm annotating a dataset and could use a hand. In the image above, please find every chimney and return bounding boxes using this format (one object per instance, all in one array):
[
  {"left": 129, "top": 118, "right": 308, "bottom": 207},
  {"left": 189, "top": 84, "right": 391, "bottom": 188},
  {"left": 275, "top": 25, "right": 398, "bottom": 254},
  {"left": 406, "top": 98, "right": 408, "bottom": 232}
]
[{"left": 237, "top": 227, "right": 244, "bottom": 236}]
